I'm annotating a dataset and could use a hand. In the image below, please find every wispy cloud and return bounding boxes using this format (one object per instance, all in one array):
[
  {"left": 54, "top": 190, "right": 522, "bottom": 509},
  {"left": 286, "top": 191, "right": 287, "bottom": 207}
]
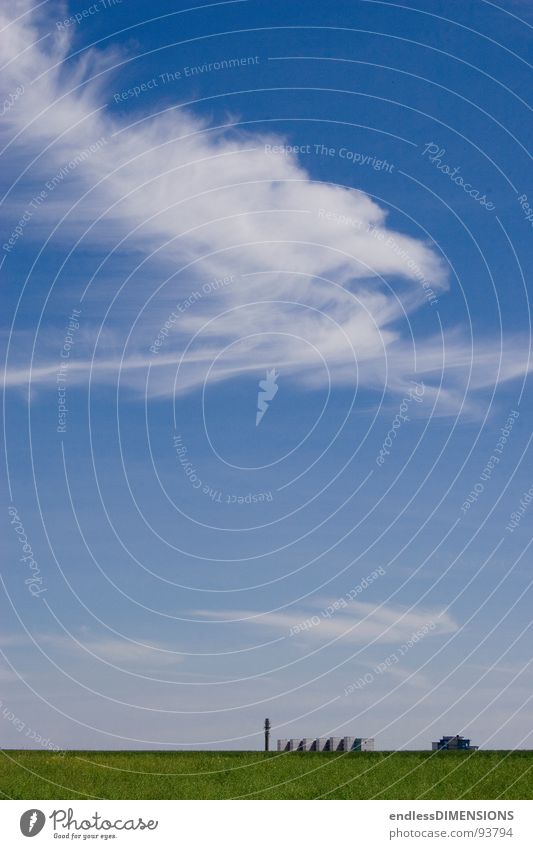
[
  {"left": 1, "top": 4, "right": 530, "bottom": 414},
  {"left": 41, "top": 633, "right": 184, "bottom": 667},
  {"left": 195, "top": 601, "right": 459, "bottom": 645},
  {"left": 1, "top": 631, "right": 183, "bottom": 668}
]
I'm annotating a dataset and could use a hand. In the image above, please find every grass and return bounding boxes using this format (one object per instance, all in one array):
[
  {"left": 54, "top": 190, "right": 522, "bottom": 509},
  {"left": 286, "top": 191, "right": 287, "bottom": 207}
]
[{"left": 1, "top": 750, "right": 531, "bottom": 800}]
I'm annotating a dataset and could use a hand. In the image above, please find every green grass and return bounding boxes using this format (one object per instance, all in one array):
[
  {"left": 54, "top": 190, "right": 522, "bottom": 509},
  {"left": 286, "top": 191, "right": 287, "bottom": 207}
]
[{"left": 1, "top": 750, "right": 531, "bottom": 800}]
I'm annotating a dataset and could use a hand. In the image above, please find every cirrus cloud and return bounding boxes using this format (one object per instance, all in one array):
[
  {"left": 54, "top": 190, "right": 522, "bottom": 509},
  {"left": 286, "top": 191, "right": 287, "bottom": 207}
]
[{"left": 1, "top": 3, "right": 529, "bottom": 415}]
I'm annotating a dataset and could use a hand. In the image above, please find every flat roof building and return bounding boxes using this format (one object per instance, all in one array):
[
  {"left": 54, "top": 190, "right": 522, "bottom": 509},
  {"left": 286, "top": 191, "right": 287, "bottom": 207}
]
[{"left": 277, "top": 736, "right": 374, "bottom": 752}]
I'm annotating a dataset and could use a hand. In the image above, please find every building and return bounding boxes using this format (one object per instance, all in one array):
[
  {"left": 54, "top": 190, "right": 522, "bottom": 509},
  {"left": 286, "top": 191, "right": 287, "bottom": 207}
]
[
  {"left": 432, "top": 735, "right": 478, "bottom": 751},
  {"left": 277, "top": 736, "right": 374, "bottom": 752},
  {"left": 350, "top": 737, "right": 375, "bottom": 752}
]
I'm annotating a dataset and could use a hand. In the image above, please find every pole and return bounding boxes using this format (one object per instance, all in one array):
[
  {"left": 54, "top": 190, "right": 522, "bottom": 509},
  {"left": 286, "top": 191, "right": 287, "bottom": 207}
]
[{"left": 264, "top": 717, "right": 271, "bottom": 752}]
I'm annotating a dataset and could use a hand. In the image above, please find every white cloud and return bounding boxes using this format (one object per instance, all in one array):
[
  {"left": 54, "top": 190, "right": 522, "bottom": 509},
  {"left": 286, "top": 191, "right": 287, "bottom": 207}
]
[
  {"left": 195, "top": 601, "right": 459, "bottom": 646},
  {"left": 38, "top": 632, "right": 183, "bottom": 667},
  {"left": 0, "top": 630, "right": 182, "bottom": 668},
  {"left": 1, "top": 5, "right": 530, "bottom": 414}
]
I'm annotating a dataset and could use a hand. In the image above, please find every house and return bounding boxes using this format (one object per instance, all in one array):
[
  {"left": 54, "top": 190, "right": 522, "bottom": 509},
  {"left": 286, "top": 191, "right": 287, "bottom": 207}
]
[{"left": 432, "top": 734, "right": 478, "bottom": 751}]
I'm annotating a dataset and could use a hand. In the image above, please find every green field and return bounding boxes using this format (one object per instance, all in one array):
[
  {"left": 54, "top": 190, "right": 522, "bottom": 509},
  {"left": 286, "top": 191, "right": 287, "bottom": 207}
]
[{"left": 1, "top": 750, "right": 532, "bottom": 799}]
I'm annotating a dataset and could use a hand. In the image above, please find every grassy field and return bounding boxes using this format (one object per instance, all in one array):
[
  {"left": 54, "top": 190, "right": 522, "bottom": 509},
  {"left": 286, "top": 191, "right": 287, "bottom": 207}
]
[{"left": 1, "top": 750, "right": 531, "bottom": 800}]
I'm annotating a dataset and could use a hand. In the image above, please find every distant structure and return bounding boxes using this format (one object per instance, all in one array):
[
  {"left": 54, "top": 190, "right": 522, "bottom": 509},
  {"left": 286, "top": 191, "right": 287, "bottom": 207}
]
[
  {"left": 277, "top": 736, "right": 374, "bottom": 752},
  {"left": 432, "top": 734, "right": 478, "bottom": 751},
  {"left": 264, "top": 718, "right": 271, "bottom": 752}
]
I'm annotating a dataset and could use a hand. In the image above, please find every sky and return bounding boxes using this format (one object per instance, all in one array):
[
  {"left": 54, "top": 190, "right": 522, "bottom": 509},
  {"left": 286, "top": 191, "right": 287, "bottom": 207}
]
[{"left": 1, "top": 0, "right": 532, "bottom": 758}]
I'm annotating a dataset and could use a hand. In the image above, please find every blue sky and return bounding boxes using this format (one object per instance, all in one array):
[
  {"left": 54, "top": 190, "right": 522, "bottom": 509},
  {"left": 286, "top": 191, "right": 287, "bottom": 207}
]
[{"left": 1, "top": 0, "right": 532, "bottom": 755}]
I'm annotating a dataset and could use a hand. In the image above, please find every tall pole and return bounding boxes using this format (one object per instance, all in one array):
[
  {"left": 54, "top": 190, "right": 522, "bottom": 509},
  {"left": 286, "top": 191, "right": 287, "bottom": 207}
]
[{"left": 264, "top": 717, "right": 271, "bottom": 752}]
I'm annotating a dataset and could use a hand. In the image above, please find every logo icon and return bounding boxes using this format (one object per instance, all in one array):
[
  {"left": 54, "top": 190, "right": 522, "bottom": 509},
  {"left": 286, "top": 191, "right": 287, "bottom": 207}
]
[
  {"left": 256, "top": 368, "right": 279, "bottom": 426},
  {"left": 20, "top": 809, "right": 46, "bottom": 837}
]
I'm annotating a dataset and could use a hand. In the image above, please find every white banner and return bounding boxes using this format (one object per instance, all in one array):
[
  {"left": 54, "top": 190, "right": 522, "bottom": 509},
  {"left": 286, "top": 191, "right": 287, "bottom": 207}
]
[{"left": 1, "top": 800, "right": 532, "bottom": 848}]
